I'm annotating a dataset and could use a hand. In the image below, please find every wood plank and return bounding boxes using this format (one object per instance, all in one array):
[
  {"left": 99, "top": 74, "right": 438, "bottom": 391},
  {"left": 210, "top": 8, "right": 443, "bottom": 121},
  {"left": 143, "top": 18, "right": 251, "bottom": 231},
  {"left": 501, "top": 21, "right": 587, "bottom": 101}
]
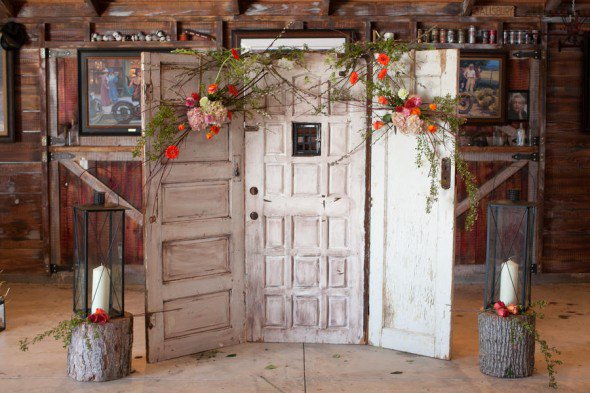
[
  {"left": 0, "top": 0, "right": 15, "bottom": 17},
  {"left": 462, "top": 0, "right": 475, "bottom": 16},
  {"left": 545, "top": 0, "right": 562, "bottom": 12},
  {"left": 84, "top": 0, "right": 101, "bottom": 16},
  {"left": 455, "top": 161, "right": 528, "bottom": 217},
  {"left": 60, "top": 160, "right": 143, "bottom": 224}
]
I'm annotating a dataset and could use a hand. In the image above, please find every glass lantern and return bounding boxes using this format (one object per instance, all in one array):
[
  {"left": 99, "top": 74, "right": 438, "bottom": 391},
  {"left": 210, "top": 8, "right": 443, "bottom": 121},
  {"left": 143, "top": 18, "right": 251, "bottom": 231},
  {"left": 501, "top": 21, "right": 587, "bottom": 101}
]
[
  {"left": 73, "top": 204, "right": 125, "bottom": 318},
  {"left": 0, "top": 296, "right": 5, "bottom": 331},
  {"left": 484, "top": 200, "right": 536, "bottom": 311}
]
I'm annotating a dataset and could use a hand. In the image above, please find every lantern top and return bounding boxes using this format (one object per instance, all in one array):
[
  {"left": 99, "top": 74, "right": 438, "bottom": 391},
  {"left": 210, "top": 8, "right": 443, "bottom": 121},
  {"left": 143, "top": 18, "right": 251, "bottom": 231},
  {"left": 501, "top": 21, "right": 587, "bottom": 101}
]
[
  {"left": 489, "top": 200, "right": 536, "bottom": 208},
  {"left": 73, "top": 204, "right": 127, "bottom": 212}
]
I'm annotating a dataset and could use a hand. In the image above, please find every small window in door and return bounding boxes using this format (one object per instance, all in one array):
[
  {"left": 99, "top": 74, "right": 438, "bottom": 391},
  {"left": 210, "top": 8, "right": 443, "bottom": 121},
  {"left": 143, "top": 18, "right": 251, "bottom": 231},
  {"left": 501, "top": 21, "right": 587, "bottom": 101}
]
[{"left": 293, "top": 122, "right": 321, "bottom": 156}]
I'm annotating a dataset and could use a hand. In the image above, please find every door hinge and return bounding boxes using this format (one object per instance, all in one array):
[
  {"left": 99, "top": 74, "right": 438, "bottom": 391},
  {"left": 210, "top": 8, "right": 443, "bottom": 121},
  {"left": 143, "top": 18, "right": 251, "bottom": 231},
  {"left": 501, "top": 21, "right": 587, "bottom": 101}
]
[
  {"left": 50, "top": 152, "right": 76, "bottom": 161},
  {"left": 440, "top": 157, "right": 451, "bottom": 190},
  {"left": 244, "top": 125, "right": 259, "bottom": 132},
  {"left": 50, "top": 264, "right": 73, "bottom": 274},
  {"left": 512, "top": 153, "right": 539, "bottom": 162},
  {"left": 513, "top": 50, "right": 541, "bottom": 60}
]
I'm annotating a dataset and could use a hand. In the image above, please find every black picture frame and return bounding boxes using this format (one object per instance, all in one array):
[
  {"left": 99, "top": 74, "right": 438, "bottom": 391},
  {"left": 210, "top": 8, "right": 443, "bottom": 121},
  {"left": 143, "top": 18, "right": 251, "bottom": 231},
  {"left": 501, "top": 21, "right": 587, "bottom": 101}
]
[
  {"left": 0, "top": 48, "right": 15, "bottom": 143},
  {"left": 78, "top": 50, "right": 142, "bottom": 136},
  {"left": 232, "top": 29, "right": 355, "bottom": 50},
  {"left": 507, "top": 90, "right": 530, "bottom": 122},
  {"left": 582, "top": 32, "right": 590, "bottom": 132},
  {"left": 458, "top": 51, "right": 507, "bottom": 125}
]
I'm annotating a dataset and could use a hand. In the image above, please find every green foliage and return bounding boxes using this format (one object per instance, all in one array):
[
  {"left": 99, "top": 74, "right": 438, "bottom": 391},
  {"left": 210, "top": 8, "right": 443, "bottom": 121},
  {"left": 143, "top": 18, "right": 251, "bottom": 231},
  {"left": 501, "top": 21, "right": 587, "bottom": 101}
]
[
  {"left": 19, "top": 313, "right": 93, "bottom": 351},
  {"left": 133, "top": 104, "right": 180, "bottom": 162}
]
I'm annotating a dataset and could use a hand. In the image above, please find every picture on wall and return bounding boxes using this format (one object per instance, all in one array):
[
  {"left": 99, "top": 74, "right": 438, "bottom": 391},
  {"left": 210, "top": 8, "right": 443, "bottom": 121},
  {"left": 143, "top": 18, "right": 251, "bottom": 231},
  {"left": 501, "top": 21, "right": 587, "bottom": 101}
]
[
  {"left": 507, "top": 90, "right": 529, "bottom": 121},
  {"left": 458, "top": 51, "right": 507, "bottom": 124},
  {"left": 79, "top": 51, "right": 142, "bottom": 135},
  {"left": 0, "top": 47, "right": 15, "bottom": 143}
]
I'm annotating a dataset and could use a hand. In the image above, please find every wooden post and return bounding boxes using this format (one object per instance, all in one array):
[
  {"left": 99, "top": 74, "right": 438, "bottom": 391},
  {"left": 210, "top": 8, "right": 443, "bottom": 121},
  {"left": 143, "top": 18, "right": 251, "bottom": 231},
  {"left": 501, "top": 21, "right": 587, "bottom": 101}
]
[
  {"left": 478, "top": 312, "right": 535, "bottom": 378},
  {"left": 67, "top": 312, "right": 133, "bottom": 382}
]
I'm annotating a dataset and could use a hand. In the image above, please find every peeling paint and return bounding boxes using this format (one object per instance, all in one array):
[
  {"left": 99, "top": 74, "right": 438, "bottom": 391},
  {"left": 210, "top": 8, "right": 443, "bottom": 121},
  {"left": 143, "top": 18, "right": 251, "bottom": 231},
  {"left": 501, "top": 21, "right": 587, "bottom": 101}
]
[{"left": 107, "top": 11, "right": 134, "bottom": 17}]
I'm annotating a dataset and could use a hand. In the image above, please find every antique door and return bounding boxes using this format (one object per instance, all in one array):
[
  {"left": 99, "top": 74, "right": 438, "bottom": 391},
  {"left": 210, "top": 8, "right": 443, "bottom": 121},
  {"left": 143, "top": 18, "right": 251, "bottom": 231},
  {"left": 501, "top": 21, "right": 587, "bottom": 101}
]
[
  {"left": 369, "top": 49, "right": 458, "bottom": 359},
  {"left": 143, "top": 53, "right": 245, "bottom": 362},
  {"left": 245, "top": 54, "right": 366, "bottom": 343}
]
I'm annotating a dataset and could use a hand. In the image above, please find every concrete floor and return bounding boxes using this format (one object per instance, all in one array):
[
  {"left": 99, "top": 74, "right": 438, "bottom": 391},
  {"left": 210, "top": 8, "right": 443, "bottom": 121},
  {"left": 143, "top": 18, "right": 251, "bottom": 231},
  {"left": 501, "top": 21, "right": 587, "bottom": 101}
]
[{"left": 0, "top": 283, "right": 588, "bottom": 392}]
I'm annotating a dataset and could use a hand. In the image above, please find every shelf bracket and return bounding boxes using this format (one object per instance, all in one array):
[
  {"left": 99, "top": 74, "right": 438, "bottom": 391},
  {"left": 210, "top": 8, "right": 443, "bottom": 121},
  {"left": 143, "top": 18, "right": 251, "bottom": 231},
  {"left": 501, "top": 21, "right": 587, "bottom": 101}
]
[
  {"left": 512, "top": 153, "right": 539, "bottom": 162},
  {"left": 513, "top": 50, "right": 541, "bottom": 60}
]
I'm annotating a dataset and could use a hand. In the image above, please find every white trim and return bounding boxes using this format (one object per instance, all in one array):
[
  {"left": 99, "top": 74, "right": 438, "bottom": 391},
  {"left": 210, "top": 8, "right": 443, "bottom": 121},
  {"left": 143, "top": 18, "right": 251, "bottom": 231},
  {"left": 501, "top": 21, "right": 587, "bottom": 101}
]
[{"left": 240, "top": 37, "right": 346, "bottom": 51}]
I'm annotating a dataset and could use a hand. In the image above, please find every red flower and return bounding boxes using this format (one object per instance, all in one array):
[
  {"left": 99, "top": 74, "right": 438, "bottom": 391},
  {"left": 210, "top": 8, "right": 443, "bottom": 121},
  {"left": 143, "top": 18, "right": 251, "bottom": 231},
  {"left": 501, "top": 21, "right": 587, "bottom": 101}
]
[
  {"left": 378, "top": 96, "right": 388, "bottom": 105},
  {"left": 231, "top": 48, "right": 240, "bottom": 60},
  {"left": 207, "top": 84, "right": 218, "bottom": 94},
  {"left": 228, "top": 84, "right": 239, "bottom": 97},
  {"left": 377, "top": 53, "right": 390, "bottom": 66},
  {"left": 373, "top": 120, "right": 385, "bottom": 130},
  {"left": 165, "top": 145, "right": 179, "bottom": 160},
  {"left": 497, "top": 308, "right": 510, "bottom": 317},
  {"left": 493, "top": 301, "right": 506, "bottom": 310},
  {"left": 395, "top": 106, "right": 404, "bottom": 113},
  {"left": 378, "top": 68, "right": 387, "bottom": 80},
  {"left": 404, "top": 97, "right": 417, "bottom": 109},
  {"left": 88, "top": 308, "right": 110, "bottom": 325},
  {"left": 349, "top": 71, "right": 359, "bottom": 85},
  {"left": 227, "top": 111, "right": 233, "bottom": 121},
  {"left": 210, "top": 125, "right": 220, "bottom": 135},
  {"left": 178, "top": 124, "right": 186, "bottom": 132},
  {"left": 191, "top": 92, "right": 200, "bottom": 101}
]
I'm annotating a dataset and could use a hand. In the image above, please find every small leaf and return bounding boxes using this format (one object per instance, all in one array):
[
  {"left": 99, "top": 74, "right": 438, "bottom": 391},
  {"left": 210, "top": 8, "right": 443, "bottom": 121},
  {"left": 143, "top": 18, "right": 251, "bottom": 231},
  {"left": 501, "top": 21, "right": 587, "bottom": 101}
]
[
  {"left": 390, "top": 371, "right": 403, "bottom": 375},
  {"left": 332, "top": 354, "right": 341, "bottom": 358},
  {"left": 226, "top": 353, "right": 237, "bottom": 358},
  {"left": 382, "top": 113, "right": 392, "bottom": 123},
  {"left": 265, "top": 364, "right": 277, "bottom": 370}
]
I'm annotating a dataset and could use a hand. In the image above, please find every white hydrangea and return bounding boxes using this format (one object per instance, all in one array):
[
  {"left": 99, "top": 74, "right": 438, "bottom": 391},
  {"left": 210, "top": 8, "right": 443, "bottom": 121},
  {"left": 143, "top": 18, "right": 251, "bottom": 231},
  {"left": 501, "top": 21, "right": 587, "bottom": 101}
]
[{"left": 398, "top": 88, "right": 409, "bottom": 100}]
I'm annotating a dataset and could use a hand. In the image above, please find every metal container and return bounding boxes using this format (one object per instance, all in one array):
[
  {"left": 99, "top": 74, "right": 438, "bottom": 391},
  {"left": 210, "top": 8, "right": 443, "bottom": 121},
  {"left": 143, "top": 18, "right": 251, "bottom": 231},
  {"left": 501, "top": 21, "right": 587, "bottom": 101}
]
[
  {"left": 509, "top": 30, "right": 517, "bottom": 45},
  {"left": 490, "top": 30, "right": 497, "bottom": 44},
  {"left": 517, "top": 30, "right": 525, "bottom": 45},
  {"left": 532, "top": 30, "right": 539, "bottom": 44},
  {"left": 417, "top": 28, "right": 424, "bottom": 43},
  {"left": 431, "top": 28, "right": 439, "bottom": 43},
  {"left": 458, "top": 29, "right": 466, "bottom": 44},
  {"left": 439, "top": 28, "right": 447, "bottom": 43},
  {"left": 482, "top": 30, "right": 490, "bottom": 44},
  {"left": 447, "top": 29, "right": 455, "bottom": 44},
  {"left": 503, "top": 30, "right": 509, "bottom": 45},
  {"left": 468, "top": 25, "right": 477, "bottom": 44}
]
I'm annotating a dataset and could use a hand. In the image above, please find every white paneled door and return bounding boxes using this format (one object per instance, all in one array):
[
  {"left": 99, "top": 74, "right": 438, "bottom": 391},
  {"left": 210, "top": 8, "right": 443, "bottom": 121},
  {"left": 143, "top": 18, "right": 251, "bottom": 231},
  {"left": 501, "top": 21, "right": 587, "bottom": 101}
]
[
  {"left": 245, "top": 54, "right": 366, "bottom": 343},
  {"left": 143, "top": 53, "right": 245, "bottom": 362},
  {"left": 369, "top": 49, "right": 458, "bottom": 359}
]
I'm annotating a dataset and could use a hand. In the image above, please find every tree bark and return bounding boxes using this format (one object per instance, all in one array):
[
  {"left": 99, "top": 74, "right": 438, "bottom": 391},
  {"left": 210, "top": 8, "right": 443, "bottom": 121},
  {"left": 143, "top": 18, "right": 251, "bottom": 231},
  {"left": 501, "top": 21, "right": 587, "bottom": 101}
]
[
  {"left": 478, "top": 311, "right": 535, "bottom": 378},
  {"left": 67, "top": 312, "right": 133, "bottom": 382}
]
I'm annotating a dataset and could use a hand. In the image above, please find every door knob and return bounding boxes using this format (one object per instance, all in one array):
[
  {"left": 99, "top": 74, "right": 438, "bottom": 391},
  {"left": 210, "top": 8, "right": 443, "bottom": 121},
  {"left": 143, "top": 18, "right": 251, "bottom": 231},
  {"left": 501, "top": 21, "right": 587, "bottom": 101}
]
[
  {"left": 250, "top": 187, "right": 258, "bottom": 195},
  {"left": 250, "top": 212, "right": 259, "bottom": 220}
]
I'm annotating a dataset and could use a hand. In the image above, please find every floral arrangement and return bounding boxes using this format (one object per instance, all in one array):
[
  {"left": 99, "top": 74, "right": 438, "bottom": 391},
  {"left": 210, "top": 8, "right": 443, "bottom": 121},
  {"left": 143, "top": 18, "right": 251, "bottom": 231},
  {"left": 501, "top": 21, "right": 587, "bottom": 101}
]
[
  {"left": 19, "top": 309, "right": 110, "bottom": 351},
  {"left": 134, "top": 31, "right": 478, "bottom": 228}
]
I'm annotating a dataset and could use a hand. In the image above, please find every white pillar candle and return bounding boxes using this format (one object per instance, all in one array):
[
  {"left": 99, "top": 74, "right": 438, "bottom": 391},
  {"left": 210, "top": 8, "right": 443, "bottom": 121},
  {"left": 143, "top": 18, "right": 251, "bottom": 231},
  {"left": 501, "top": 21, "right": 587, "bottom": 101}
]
[
  {"left": 499, "top": 258, "right": 519, "bottom": 305},
  {"left": 91, "top": 265, "right": 111, "bottom": 314}
]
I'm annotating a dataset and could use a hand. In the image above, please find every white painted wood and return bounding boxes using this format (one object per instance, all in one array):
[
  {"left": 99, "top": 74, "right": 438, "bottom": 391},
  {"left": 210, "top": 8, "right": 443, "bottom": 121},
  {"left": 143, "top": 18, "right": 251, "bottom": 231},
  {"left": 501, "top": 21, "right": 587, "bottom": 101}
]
[
  {"left": 245, "top": 53, "right": 366, "bottom": 344},
  {"left": 143, "top": 52, "right": 245, "bottom": 362},
  {"left": 369, "top": 49, "right": 459, "bottom": 359}
]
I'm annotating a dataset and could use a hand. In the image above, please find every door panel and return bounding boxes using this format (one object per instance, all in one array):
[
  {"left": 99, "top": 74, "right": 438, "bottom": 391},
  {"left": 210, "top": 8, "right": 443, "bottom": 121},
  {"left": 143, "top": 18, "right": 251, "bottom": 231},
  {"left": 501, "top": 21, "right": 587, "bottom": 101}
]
[
  {"left": 369, "top": 49, "right": 458, "bottom": 359},
  {"left": 143, "top": 53, "right": 244, "bottom": 362},
  {"left": 245, "top": 54, "right": 366, "bottom": 344}
]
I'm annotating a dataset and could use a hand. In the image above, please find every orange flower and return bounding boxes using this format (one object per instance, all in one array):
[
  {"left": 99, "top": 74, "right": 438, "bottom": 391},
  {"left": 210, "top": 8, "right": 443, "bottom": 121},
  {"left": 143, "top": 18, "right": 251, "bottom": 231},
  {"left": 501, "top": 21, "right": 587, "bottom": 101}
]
[
  {"left": 228, "top": 84, "right": 239, "bottom": 97},
  {"left": 165, "top": 145, "right": 179, "bottom": 159},
  {"left": 178, "top": 124, "right": 185, "bottom": 132},
  {"left": 411, "top": 107, "right": 421, "bottom": 116},
  {"left": 350, "top": 71, "right": 359, "bottom": 85},
  {"left": 378, "top": 96, "right": 389, "bottom": 105},
  {"left": 429, "top": 103, "right": 437, "bottom": 111},
  {"left": 210, "top": 125, "right": 220, "bottom": 134},
  {"left": 377, "top": 53, "right": 390, "bottom": 66},
  {"left": 427, "top": 124, "right": 437, "bottom": 133},
  {"left": 207, "top": 84, "right": 218, "bottom": 94},
  {"left": 378, "top": 68, "right": 387, "bottom": 80},
  {"left": 206, "top": 132, "right": 213, "bottom": 140},
  {"left": 373, "top": 120, "right": 385, "bottom": 130},
  {"left": 231, "top": 48, "right": 240, "bottom": 60}
]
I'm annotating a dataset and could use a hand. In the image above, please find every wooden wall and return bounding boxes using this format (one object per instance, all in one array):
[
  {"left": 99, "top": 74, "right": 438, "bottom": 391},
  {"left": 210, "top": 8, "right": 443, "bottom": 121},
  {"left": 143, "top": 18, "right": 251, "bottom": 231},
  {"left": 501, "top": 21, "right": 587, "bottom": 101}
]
[{"left": 543, "top": 25, "right": 590, "bottom": 273}]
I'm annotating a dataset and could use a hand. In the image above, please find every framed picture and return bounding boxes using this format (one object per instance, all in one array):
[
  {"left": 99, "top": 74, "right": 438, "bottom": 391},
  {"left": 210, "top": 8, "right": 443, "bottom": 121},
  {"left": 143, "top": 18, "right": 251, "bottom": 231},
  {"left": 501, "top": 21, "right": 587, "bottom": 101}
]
[
  {"left": 79, "top": 51, "right": 142, "bottom": 136},
  {"left": 458, "top": 51, "right": 507, "bottom": 124},
  {"left": 0, "top": 48, "right": 15, "bottom": 143},
  {"left": 507, "top": 90, "right": 529, "bottom": 122},
  {"left": 232, "top": 29, "right": 355, "bottom": 51}
]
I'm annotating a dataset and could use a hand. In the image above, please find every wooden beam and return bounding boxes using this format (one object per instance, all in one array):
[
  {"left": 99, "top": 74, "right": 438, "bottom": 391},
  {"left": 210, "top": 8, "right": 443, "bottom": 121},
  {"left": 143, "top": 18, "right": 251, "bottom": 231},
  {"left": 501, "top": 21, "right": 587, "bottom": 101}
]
[
  {"left": 0, "top": 0, "right": 14, "bottom": 17},
  {"left": 230, "top": 0, "right": 249, "bottom": 15},
  {"left": 60, "top": 160, "right": 143, "bottom": 224},
  {"left": 84, "top": 0, "right": 101, "bottom": 16},
  {"left": 455, "top": 161, "right": 528, "bottom": 217},
  {"left": 462, "top": 0, "right": 475, "bottom": 16},
  {"left": 320, "top": 0, "right": 331, "bottom": 16},
  {"left": 545, "top": 0, "right": 562, "bottom": 12}
]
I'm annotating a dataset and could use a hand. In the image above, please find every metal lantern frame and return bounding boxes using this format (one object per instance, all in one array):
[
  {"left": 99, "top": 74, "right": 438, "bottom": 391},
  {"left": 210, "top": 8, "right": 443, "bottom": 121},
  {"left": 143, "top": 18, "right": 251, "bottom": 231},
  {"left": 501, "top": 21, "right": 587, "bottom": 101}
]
[
  {"left": 0, "top": 296, "right": 5, "bottom": 331},
  {"left": 484, "top": 200, "right": 536, "bottom": 310},
  {"left": 72, "top": 204, "right": 126, "bottom": 318}
]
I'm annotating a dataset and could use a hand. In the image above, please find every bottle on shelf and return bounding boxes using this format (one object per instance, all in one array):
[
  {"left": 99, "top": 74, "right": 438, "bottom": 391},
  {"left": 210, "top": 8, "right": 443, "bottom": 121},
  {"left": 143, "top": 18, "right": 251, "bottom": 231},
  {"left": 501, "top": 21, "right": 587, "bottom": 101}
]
[{"left": 516, "top": 123, "right": 526, "bottom": 147}]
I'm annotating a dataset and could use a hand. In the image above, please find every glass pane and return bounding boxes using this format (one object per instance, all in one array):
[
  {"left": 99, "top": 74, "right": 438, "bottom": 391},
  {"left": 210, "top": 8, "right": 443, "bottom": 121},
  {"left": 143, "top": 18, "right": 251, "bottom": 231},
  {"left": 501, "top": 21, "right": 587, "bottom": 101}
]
[{"left": 293, "top": 122, "right": 321, "bottom": 156}]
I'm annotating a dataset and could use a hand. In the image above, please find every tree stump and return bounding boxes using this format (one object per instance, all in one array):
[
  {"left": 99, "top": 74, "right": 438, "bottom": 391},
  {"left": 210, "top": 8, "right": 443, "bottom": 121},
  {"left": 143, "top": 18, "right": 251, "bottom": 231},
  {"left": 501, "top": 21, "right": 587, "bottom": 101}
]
[
  {"left": 478, "top": 311, "right": 535, "bottom": 378},
  {"left": 67, "top": 312, "right": 133, "bottom": 382}
]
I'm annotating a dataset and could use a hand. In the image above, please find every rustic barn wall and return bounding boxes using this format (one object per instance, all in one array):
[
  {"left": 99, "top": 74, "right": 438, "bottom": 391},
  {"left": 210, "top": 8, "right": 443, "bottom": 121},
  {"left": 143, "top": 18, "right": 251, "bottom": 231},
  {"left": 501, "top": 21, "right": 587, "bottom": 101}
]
[{"left": 543, "top": 26, "right": 590, "bottom": 273}]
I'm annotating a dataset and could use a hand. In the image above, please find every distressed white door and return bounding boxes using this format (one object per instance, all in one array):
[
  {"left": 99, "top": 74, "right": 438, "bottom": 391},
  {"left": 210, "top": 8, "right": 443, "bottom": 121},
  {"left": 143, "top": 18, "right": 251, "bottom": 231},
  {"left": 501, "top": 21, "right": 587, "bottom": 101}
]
[
  {"left": 245, "top": 54, "right": 366, "bottom": 343},
  {"left": 369, "top": 49, "right": 458, "bottom": 359},
  {"left": 143, "top": 53, "right": 245, "bottom": 362}
]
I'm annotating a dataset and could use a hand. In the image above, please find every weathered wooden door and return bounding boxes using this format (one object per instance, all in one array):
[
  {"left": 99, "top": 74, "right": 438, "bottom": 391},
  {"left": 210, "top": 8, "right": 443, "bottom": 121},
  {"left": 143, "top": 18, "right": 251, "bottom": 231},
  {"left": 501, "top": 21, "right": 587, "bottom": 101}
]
[
  {"left": 369, "top": 49, "right": 458, "bottom": 359},
  {"left": 245, "top": 54, "right": 366, "bottom": 343},
  {"left": 143, "top": 53, "right": 245, "bottom": 362}
]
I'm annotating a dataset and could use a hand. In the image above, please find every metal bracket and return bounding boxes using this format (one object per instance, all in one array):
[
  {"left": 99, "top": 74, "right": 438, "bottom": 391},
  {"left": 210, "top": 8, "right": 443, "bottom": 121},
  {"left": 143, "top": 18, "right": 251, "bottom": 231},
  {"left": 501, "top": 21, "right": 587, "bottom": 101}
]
[
  {"left": 512, "top": 153, "right": 539, "bottom": 162},
  {"left": 50, "top": 152, "right": 76, "bottom": 161},
  {"left": 441, "top": 157, "right": 451, "bottom": 190},
  {"left": 48, "top": 49, "right": 74, "bottom": 58},
  {"left": 530, "top": 264, "right": 538, "bottom": 274},
  {"left": 50, "top": 264, "right": 73, "bottom": 274},
  {"left": 513, "top": 50, "right": 541, "bottom": 60},
  {"left": 50, "top": 136, "right": 66, "bottom": 145},
  {"left": 244, "top": 125, "right": 259, "bottom": 132}
]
